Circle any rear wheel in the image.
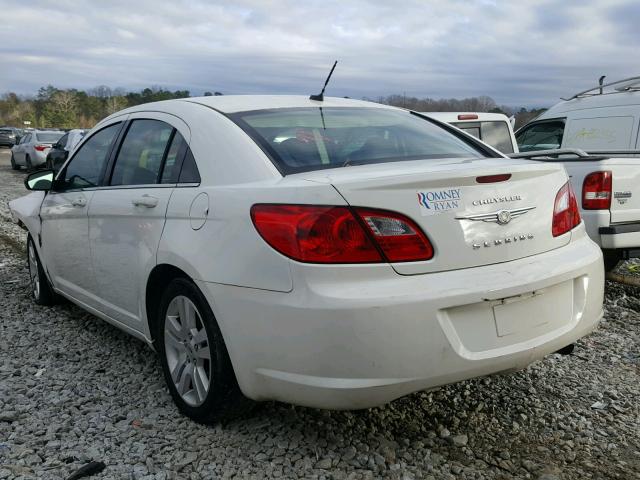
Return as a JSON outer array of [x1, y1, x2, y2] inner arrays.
[[25, 155, 33, 171], [603, 250, 621, 272], [156, 278, 252, 424], [27, 235, 56, 306], [10, 153, 19, 170]]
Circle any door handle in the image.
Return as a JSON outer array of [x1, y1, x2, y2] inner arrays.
[[132, 194, 159, 208], [71, 197, 86, 207]]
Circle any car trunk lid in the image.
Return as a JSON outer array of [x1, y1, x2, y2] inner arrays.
[[300, 158, 571, 274]]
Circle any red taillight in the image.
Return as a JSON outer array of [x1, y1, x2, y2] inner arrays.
[[355, 208, 434, 262], [457, 114, 478, 120], [251, 204, 433, 264], [552, 182, 581, 237], [476, 174, 511, 184], [582, 171, 612, 210], [34, 145, 48, 151]]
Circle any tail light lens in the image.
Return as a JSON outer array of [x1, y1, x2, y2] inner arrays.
[[552, 182, 581, 237], [34, 145, 48, 151], [582, 171, 612, 210], [251, 204, 433, 264], [356, 208, 433, 262]]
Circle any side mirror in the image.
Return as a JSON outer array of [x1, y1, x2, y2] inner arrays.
[[25, 169, 54, 191]]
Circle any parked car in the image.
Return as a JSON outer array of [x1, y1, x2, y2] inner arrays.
[[46, 129, 88, 172], [0, 127, 23, 147], [514, 76, 640, 270], [10, 96, 604, 424], [422, 112, 518, 154], [10, 130, 65, 170]]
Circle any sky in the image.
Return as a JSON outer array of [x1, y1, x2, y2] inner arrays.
[[0, 0, 638, 108]]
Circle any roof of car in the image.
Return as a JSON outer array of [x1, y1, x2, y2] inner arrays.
[[543, 90, 640, 117], [122, 95, 396, 115]]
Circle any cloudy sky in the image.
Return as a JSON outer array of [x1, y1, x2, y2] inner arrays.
[[0, 0, 637, 107]]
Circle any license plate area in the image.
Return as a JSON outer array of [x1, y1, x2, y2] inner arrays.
[[492, 282, 573, 337]]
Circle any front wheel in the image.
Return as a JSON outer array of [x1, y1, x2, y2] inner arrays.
[[156, 278, 252, 424], [27, 235, 56, 305]]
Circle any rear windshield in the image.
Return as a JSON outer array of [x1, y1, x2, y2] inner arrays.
[[231, 107, 486, 174], [0, 129, 14, 134], [36, 132, 64, 143], [452, 121, 514, 154]]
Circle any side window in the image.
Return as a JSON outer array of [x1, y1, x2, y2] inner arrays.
[[516, 121, 565, 152], [110, 120, 173, 186], [22, 134, 31, 144], [160, 131, 187, 183], [57, 123, 121, 190], [178, 148, 201, 184]]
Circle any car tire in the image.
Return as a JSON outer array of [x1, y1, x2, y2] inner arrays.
[[10, 153, 19, 170], [27, 235, 57, 306], [603, 249, 621, 272], [156, 277, 253, 424], [25, 155, 33, 172]]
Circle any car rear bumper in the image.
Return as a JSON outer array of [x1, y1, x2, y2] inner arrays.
[[599, 223, 640, 251], [198, 229, 604, 409]]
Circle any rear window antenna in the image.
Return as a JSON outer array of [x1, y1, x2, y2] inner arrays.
[[310, 61, 338, 101]]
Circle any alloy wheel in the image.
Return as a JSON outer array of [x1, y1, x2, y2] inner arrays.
[[163, 295, 212, 407]]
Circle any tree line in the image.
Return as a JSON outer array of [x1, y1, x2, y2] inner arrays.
[[0, 85, 195, 129], [0, 86, 545, 130]]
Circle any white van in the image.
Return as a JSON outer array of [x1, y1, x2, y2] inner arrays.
[[516, 76, 640, 152], [513, 76, 640, 270], [422, 112, 518, 154]]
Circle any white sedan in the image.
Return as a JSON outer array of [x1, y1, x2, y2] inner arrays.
[[10, 96, 604, 424], [10, 130, 65, 170]]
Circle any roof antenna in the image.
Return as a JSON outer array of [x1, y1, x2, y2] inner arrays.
[[310, 60, 338, 101], [599, 75, 606, 94]]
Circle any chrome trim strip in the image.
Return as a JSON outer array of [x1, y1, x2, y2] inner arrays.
[[456, 206, 536, 224]]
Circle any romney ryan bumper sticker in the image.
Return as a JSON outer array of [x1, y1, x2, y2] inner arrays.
[[417, 188, 463, 216]]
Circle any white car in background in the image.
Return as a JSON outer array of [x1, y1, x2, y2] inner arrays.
[[422, 112, 518, 154], [10, 96, 604, 424], [10, 130, 65, 170], [514, 76, 640, 270]]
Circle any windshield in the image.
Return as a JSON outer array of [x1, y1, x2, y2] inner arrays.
[[231, 107, 486, 174], [36, 132, 64, 143]]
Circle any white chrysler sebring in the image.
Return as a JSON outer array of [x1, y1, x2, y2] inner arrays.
[[10, 96, 604, 424]]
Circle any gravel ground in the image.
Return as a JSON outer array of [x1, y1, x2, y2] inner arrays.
[[0, 148, 639, 480]]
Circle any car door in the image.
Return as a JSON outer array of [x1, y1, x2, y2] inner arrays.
[[39, 122, 124, 305], [88, 114, 190, 329]]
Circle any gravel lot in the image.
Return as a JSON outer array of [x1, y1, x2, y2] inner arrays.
[[0, 148, 638, 480]]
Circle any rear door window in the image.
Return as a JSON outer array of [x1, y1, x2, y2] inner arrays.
[[110, 120, 173, 186], [36, 132, 64, 143], [516, 121, 565, 152]]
